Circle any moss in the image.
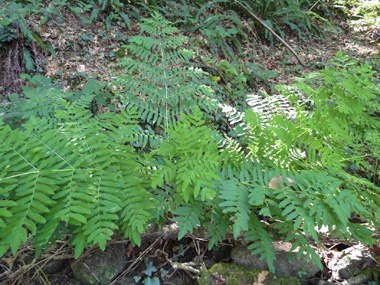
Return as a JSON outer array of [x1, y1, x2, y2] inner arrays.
[[199, 263, 300, 285], [115, 47, 126, 58]]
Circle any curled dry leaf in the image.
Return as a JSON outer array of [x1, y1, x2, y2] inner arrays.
[[253, 270, 269, 285], [45, 62, 59, 77], [269, 175, 296, 189]]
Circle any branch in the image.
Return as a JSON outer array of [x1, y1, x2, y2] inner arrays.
[[233, 0, 306, 66]]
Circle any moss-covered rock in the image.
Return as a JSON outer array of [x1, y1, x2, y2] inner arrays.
[[199, 263, 300, 285], [70, 244, 126, 285]]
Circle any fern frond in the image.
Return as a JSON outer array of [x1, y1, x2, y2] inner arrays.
[[115, 12, 218, 142], [217, 165, 250, 238], [158, 107, 221, 202], [245, 215, 276, 273], [173, 201, 205, 240], [0, 103, 148, 256]]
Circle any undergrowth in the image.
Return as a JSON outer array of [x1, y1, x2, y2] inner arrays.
[[1, 11, 380, 277]]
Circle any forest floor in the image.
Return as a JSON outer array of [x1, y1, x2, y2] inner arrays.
[[1, 4, 380, 285]]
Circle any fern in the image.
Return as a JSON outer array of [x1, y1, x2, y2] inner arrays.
[[2, 15, 380, 279], [195, 0, 247, 58], [173, 201, 205, 240], [245, 215, 277, 273], [0, 101, 155, 257], [217, 165, 250, 238], [115, 13, 218, 142], [156, 107, 221, 202]]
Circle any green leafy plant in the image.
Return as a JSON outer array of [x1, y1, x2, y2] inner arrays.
[[195, 0, 248, 58], [158, 0, 198, 28], [68, 0, 135, 30], [114, 12, 218, 147], [0, 102, 156, 258], [0, 0, 61, 97], [215, 51, 380, 270], [1, 10, 380, 278], [195, 0, 325, 47], [279, 50, 380, 170], [133, 257, 162, 285]]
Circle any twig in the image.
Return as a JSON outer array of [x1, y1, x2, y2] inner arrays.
[[233, 0, 306, 66], [83, 262, 101, 283], [155, 249, 202, 278], [309, 0, 323, 12]]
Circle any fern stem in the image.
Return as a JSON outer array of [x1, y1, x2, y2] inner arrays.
[[0, 171, 40, 180], [373, 157, 379, 185]]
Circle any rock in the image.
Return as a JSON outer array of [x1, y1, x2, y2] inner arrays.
[[41, 258, 67, 274], [204, 258, 217, 269], [199, 263, 301, 285], [162, 270, 194, 285], [119, 276, 136, 285], [327, 244, 375, 280], [70, 244, 126, 285], [77, 64, 86, 73], [231, 242, 320, 278], [344, 274, 372, 285], [213, 245, 233, 262]]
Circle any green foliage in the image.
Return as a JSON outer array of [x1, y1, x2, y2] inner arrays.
[[114, 13, 218, 146], [192, 0, 325, 51], [216, 51, 380, 269], [1, 6, 380, 276], [195, 1, 247, 58], [279, 50, 380, 169], [68, 0, 135, 30], [0, 2, 33, 43], [158, 0, 198, 27], [156, 107, 221, 202], [1, 74, 110, 129], [0, 0, 65, 43], [241, 0, 324, 40], [202, 58, 249, 105]]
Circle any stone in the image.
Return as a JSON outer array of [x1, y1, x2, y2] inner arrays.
[[327, 244, 375, 280], [77, 64, 86, 73], [70, 244, 126, 285], [41, 258, 67, 274], [119, 276, 136, 285], [231, 242, 320, 278], [162, 271, 194, 285]]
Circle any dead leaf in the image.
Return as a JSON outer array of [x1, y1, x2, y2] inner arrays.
[[253, 270, 269, 285], [45, 62, 59, 77], [269, 175, 295, 189], [126, 243, 134, 258]]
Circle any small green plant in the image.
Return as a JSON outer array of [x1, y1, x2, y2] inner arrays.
[[158, 0, 198, 28], [133, 257, 162, 285], [68, 0, 134, 30], [195, 1, 247, 58], [0, 0, 61, 97], [206, 59, 249, 105]]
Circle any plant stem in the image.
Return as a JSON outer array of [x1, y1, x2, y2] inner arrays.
[[233, 0, 306, 66], [374, 157, 379, 185]]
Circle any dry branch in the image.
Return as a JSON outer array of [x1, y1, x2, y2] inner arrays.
[[233, 0, 306, 66]]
